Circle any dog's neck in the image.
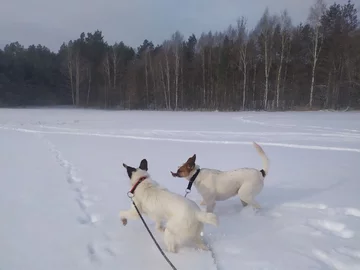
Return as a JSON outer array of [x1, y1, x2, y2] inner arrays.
[[129, 175, 148, 195], [186, 165, 200, 180], [185, 165, 201, 192]]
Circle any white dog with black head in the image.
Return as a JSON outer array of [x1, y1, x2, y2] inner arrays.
[[119, 158, 218, 253]]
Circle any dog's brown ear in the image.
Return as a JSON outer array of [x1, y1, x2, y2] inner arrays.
[[187, 154, 196, 164], [185, 154, 196, 170]]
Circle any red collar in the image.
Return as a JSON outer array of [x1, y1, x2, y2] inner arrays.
[[128, 176, 147, 196]]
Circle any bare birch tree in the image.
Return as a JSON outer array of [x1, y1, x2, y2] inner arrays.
[[102, 52, 111, 108], [256, 8, 278, 109], [144, 48, 149, 107], [171, 31, 184, 110], [308, 0, 326, 108], [62, 42, 75, 105], [74, 48, 82, 106], [196, 34, 208, 106], [276, 10, 292, 109], [236, 17, 249, 110], [161, 40, 172, 109], [110, 44, 121, 89]]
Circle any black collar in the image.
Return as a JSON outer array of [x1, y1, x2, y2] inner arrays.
[[186, 169, 201, 192]]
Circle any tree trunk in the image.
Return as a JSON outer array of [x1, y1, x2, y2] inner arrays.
[[159, 62, 168, 109], [242, 66, 247, 110], [165, 51, 171, 109], [87, 67, 91, 105], [202, 50, 206, 106], [310, 27, 322, 109], [149, 52, 156, 108], [66, 48, 75, 105], [175, 45, 180, 110], [276, 34, 286, 109], [112, 47, 118, 89], [145, 50, 149, 107], [75, 52, 80, 106], [252, 63, 257, 109], [264, 39, 269, 110], [325, 70, 332, 108]]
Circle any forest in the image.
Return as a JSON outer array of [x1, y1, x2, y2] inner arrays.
[[0, 0, 359, 111]]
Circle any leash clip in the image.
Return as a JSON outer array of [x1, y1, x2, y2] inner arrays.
[[127, 191, 134, 198]]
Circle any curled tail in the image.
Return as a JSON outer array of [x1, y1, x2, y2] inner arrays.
[[253, 142, 269, 177], [196, 211, 218, 227]]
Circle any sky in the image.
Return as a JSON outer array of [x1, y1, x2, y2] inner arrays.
[[0, 0, 354, 52]]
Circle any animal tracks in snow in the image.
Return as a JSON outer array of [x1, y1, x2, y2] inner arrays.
[[42, 138, 101, 226], [307, 219, 354, 239], [313, 248, 360, 270], [344, 208, 360, 217], [31, 133, 120, 264], [282, 203, 360, 219], [282, 202, 360, 268]]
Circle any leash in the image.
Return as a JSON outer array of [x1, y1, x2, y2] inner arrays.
[[127, 177, 177, 270], [182, 169, 220, 270]]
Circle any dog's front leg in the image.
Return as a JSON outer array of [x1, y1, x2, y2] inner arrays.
[[206, 201, 216, 213], [202, 194, 216, 212], [119, 204, 140, 226]]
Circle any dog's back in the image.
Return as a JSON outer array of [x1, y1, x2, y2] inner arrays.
[[194, 167, 264, 201]]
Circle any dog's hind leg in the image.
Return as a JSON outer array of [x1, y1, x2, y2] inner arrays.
[[241, 200, 248, 207], [164, 229, 178, 253], [238, 183, 263, 210], [241, 197, 261, 209], [195, 236, 209, 251]]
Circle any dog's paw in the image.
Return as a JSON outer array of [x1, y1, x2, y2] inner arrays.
[[121, 218, 127, 226], [197, 245, 210, 251], [167, 247, 178, 253]]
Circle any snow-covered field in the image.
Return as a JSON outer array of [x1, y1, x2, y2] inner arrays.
[[1, 108, 360, 270]]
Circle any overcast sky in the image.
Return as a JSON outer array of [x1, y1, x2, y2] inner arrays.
[[0, 0, 353, 52]]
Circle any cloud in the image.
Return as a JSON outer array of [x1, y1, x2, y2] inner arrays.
[[0, 0, 352, 52]]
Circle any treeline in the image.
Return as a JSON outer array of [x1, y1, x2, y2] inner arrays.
[[0, 0, 359, 110]]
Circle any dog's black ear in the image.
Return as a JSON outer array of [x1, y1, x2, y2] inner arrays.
[[123, 163, 136, 178], [139, 159, 148, 171]]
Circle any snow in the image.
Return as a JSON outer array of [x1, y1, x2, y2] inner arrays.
[[1, 108, 360, 270]]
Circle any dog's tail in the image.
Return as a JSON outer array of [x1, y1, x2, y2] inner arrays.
[[253, 142, 269, 178], [196, 211, 218, 227]]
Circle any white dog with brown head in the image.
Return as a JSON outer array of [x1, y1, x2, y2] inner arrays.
[[171, 142, 269, 212], [119, 158, 218, 253]]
